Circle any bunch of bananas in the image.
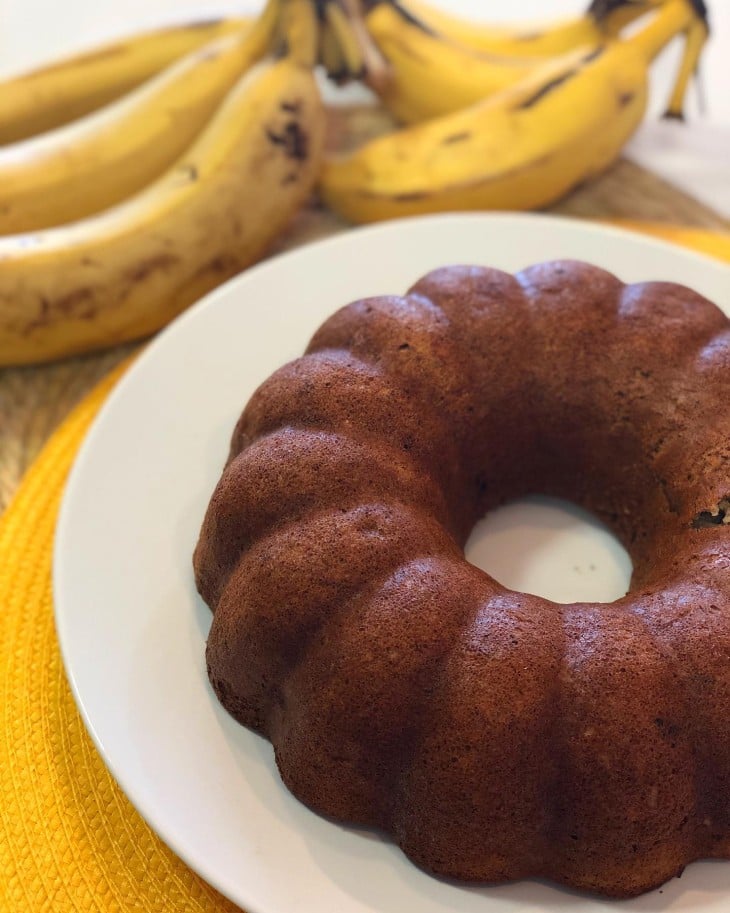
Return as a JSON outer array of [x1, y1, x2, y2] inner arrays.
[[0, 0, 713, 366], [0, 0, 327, 365], [320, 0, 710, 221]]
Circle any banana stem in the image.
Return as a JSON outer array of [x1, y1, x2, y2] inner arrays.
[[252, 0, 284, 54], [664, 16, 709, 118], [338, 0, 392, 91], [283, 0, 320, 67], [324, 0, 365, 75], [629, 0, 696, 62]]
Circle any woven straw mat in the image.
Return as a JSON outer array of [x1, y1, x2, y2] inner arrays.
[[0, 360, 243, 912]]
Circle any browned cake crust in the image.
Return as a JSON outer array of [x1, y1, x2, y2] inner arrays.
[[194, 260, 730, 898]]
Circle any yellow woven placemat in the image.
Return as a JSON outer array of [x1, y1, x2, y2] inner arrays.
[[0, 361, 242, 913]]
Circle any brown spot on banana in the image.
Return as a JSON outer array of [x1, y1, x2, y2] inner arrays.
[[128, 253, 179, 283], [266, 121, 309, 161], [193, 254, 240, 281], [22, 287, 96, 335], [208, 256, 236, 274], [516, 49, 604, 111], [55, 287, 96, 317], [517, 72, 579, 109], [22, 254, 178, 335], [280, 99, 303, 113], [392, 190, 430, 202], [441, 131, 471, 145], [618, 91, 636, 108], [20, 296, 51, 336]]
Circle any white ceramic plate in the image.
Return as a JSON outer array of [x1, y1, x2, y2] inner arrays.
[[54, 214, 730, 913]]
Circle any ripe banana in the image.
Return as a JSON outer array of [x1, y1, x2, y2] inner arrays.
[[364, 0, 708, 125], [0, 16, 250, 144], [320, 0, 696, 224], [382, 0, 655, 57], [367, 0, 707, 124], [0, 55, 325, 365], [364, 2, 545, 123], [0, 4, 279, 234]]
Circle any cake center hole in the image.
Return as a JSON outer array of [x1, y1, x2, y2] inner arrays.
[[465, 496, 633, 604]]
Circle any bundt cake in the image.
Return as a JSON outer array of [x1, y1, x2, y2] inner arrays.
[[194, 260, 730, 898]]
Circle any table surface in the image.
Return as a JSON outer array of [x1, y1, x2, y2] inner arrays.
[[0, 3, 729, 512]]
